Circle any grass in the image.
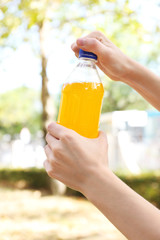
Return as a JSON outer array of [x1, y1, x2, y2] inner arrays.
[[0, 188, 127, 240]]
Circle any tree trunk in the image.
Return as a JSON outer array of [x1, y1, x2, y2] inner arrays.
[[39, 21, 66, 195], [39, 21, 55, 139]]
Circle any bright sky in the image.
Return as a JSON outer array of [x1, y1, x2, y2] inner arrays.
[[0, 0, 159, 95], [0, 37, 76, 95]]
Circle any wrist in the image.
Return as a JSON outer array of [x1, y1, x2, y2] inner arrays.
[[81, 167, 115, 201], [120, 56, 137, 84], [121, 56, 147, 88]]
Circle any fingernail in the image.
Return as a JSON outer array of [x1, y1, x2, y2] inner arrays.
[[77, 38, 85, 46]]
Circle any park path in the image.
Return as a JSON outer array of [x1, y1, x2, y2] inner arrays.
[[0, 189, 127, 240]]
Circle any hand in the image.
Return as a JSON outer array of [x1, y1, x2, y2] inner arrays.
[[44, 122, 108, 194], [71, 31, 132, 82], [44, 126, 160, 240]]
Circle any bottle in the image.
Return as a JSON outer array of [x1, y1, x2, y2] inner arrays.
[[57, 49, 104, 138]]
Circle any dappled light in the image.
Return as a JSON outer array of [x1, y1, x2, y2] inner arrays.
[[0, 189, 126, 240], [0, 0, 160, 239]]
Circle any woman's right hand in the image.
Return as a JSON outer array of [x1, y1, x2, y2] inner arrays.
[[72, 31, 160, 110], [71, 31, 132, 82]]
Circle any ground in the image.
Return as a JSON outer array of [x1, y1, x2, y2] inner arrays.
[[0, 188, 127, 240]]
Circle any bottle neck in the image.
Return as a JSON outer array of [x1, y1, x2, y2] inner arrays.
[[65, 56, 101, 84], [77, 58, 96, 69], [79, 57, 97, 62]]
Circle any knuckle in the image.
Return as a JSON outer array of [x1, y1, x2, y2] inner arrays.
[[93, 30, 101, 36], [71, 42, 76, 50], [90, 39, 98, 48], [61, 132, 73, 142], [45, 133, 49, 141], [49, 159, 61, 176], [53, 159, 60, 169], [48, 122, 54, 131], [47, 154, 53, 163], [49, 140, 58, 152], [47, 169, 55, 178], [50, 141, 55, 151], [53, 146, 62, 159]]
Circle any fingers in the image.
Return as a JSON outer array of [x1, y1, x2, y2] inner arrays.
[[44, 144, 53, 162], [71, 31, 109, 58], [43, 159, 55, 179], [47, 122, 78, 143], [72, 38, 104, 58], [46, 133, 59, 150], [80, 38, 104, 55], [71, 42, 79, 57], [48, 122, 69, 139], [43, 159, 51, 172]]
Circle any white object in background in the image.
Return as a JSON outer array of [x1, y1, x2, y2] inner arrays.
[[20, 128, 31, 145]]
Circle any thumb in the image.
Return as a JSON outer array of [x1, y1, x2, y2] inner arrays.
[[76, 37, 104, 56]]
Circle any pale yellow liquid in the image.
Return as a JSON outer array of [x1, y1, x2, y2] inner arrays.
[[57, 82, 104, 138]]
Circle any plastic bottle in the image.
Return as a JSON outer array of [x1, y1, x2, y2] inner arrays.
[[57, 49, 104, 138]]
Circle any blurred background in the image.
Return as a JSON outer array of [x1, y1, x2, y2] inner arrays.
[[0, 0, 160, 239]]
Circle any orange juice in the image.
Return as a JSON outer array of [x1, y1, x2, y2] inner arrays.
[[57, 82, 104, 138]]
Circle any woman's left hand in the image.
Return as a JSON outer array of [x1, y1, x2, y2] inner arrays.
[[44, 122, 108, 194]]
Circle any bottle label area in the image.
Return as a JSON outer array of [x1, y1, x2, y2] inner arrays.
[[57, 82, 104, 138]]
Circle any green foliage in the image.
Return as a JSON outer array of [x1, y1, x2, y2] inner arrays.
[[1, 0, 160, 115], [0, 168, 52, 192], [0, 87, 41, 137], [102, 79, 150, 112], [1, 0, 148, 51], [0, 0, 22, 45], [18, 0, 49, 28], [68, 171, 160, 207], [119, 172, 160, 208], [0, 168, 159, 208]]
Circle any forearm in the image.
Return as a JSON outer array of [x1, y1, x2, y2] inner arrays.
[[84, 169, 160, 240], [72, 31, 160, 110], [123, 58, 160, 110]]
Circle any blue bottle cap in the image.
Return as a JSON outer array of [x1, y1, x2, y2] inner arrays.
[[79, 49, 97, 60]]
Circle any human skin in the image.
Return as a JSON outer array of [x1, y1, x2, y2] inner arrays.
[[44, 31, 160, 240], [44, 123, 160, 240], [71, 31, 160, 110]]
